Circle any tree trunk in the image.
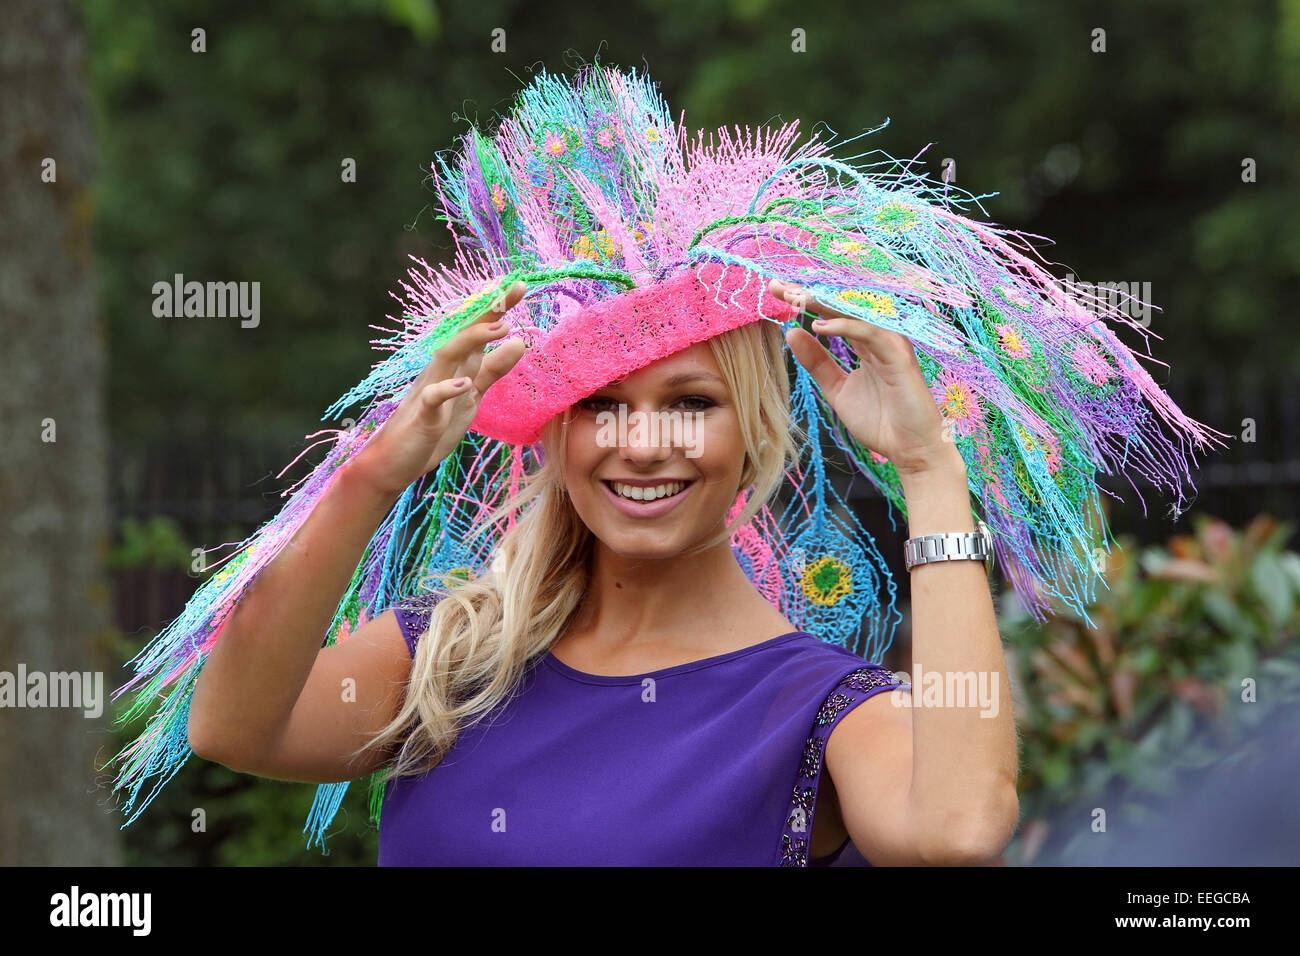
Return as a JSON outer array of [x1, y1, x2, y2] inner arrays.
[[0, 0, 122, 865]]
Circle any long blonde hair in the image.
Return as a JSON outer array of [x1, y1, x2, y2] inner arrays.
[[364, 318, 802, 782]]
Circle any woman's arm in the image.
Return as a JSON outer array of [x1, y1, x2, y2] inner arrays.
[[824, 446, 1018, 865], [894, 447, 1019, 861], [186, 463, 410, 779], [186, 281, 528, 779], [775, 278, 1019, 864]]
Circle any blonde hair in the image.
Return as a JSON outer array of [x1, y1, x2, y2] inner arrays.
[[363, 318, 802, 783]]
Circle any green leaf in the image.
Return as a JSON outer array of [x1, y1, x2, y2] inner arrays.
[[1250, 553, 1295, 628], [383, 0, 439, 43], [1203, 589, 1247, 636]]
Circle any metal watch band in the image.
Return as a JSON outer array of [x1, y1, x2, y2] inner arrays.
[[903, 519, 994, 573]]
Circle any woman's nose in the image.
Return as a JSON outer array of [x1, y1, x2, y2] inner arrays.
[[618, 405, 676, 464]]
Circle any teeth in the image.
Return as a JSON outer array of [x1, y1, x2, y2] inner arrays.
[[611, 480, 686, 502]]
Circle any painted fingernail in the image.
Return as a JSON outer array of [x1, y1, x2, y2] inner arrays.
[[452, 377, 470, 387]]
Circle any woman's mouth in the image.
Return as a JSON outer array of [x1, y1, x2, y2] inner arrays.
[[600, 479, 695, 518]]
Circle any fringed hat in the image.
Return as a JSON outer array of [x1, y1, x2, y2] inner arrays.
[[110, 61, 1226, 851]]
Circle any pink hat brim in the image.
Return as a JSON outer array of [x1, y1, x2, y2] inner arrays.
[[471, 260, 801, 445]]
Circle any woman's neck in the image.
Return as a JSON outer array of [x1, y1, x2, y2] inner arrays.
[[554, 538, 796, 668]]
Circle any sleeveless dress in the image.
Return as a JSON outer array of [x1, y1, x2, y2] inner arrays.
[[378, 597, 910, 866]]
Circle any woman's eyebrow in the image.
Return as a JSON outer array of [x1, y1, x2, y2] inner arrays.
[[598, 371, 725, 391], [661, 372, 726, 388]]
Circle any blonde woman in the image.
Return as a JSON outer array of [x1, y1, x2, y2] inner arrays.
[[186, 276, 1020, 866], [150, 61, 1208, 867]]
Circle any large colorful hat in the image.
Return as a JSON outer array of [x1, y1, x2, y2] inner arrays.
[[109, 61, 1227, 851]]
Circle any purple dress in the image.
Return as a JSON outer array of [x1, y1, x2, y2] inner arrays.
[[378, 598, 910, 866]]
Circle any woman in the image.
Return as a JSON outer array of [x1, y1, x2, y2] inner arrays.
[[185, 273, 1019, 866], [119, 62, 1214, 864]]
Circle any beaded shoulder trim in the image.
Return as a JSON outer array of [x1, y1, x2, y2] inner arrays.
[[778, 665, 910, 867]]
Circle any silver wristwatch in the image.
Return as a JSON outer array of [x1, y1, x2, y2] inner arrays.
[[904, 518, 994, 574]]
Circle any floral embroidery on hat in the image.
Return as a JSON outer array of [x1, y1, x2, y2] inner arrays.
[[801, 555, 853, 606]]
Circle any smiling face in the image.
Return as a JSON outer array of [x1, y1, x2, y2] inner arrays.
[[559, 341, 749, 561]]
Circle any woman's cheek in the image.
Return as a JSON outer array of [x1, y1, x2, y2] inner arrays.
[[694, 415, 744, 471]]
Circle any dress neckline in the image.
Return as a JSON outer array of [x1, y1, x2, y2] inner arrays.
[[543, 631, 812, 685]]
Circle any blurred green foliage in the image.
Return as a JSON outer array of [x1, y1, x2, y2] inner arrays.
[[1001, 512, 1300, 864], [106, 516, 193, 571]]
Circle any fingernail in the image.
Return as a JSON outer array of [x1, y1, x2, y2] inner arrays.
[[452, 377, 470, 387], [811, 317, 827, 326]]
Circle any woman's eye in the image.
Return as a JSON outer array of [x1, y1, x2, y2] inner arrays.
[[576, 395, 715, 412], [677, 395, 714, 411]]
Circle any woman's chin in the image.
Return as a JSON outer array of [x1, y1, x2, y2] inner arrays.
[[593, 532, 691, 563]]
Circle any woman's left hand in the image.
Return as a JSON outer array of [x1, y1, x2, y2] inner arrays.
[[771, 278, 960, 479]]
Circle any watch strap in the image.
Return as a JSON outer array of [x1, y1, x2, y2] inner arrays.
[[904, 519, 993, 573]]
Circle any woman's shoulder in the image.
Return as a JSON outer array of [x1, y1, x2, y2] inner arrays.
[[777, 630, 897, 674], [388, 589, 441, 659], [735, 629, 907, 704]]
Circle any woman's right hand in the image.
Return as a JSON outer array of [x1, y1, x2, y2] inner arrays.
[[349, 280, 528, 496]]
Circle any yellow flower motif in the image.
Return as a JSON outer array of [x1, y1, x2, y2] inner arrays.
[[996, 322, 1028, 358], [839, 289, 897, 317], [936, 378, 979, 429], [1013, 458, 1041, 506], [573, 229, 617, 260], [543, 131, 568, 156], [873, 202, 920, 235], [1015, 423, 1062, 475], [646, 126, 660, 143], [801, 555, 853, 606]]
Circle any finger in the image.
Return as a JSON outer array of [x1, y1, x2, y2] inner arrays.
[[785, 326, 848, 402], [770, 277, 888, 364], [475, 336, 528, 390], [768, 278, 849, 320], [805, 314, 893, 363], [435, 293, 521, 369], [476, 279, 526, 323], [418, 376, 474, 413]]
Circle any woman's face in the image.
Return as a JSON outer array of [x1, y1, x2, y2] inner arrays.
[[560, 341, 748, 561]]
